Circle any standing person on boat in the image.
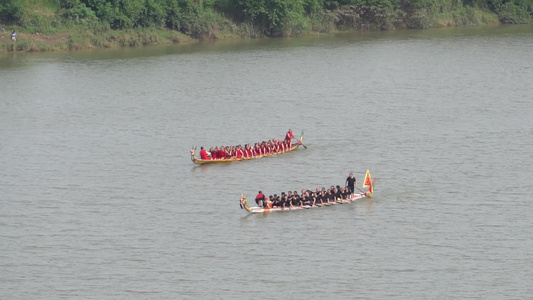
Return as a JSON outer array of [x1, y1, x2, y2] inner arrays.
[[345, 173, 357, 194], [255, 191, 266, 207], [199, 146, 211, 160], [285, 129, 297, 148]]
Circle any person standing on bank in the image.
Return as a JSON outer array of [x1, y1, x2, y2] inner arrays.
[[11, 30, 16, 42], [345, 173, 357, 194]]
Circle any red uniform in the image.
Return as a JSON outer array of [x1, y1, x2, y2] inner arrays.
[[255, 192, 265, 206], [218, 149, 227, 159], [285, 130, 294, 148], [199, 149, 211, 160], [273, 142, 280, 153], [285, 130, 294, 141], [236, 148, 243, 158], [262, 145, 269, 155]]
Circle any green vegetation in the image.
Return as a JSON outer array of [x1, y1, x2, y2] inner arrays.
[[1, 0, 532, 52]]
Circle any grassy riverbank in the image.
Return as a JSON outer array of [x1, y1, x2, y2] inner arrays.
[[1, 28, 199, 53], [1, 0, 531, 54]]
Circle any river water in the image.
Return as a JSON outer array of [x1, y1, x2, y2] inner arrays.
[[1, 24, 532, 299]]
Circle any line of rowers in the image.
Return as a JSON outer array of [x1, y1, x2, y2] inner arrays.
[[255, 185, 354, 209], [199, 129, 299, 160]]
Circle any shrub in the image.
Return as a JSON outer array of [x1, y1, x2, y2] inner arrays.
[[0, 0, 24, 23]]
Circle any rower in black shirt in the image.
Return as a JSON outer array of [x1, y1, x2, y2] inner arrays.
[[336, 185, 343, 201], [315, 190, 325, 205], [302, 191, 313, 206], [291, 191, 302, 207], [340, 187, 350, 199], [272, 194, 282, 208], [326, 189, 335, 203], [284, 191, 292, 208]]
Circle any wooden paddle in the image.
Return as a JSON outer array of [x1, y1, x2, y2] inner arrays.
[[356, 187, 372, 198], [298, 131, 307, 149]]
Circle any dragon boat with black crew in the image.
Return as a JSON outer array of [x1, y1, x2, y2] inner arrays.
[[240, 170, 376, 214]]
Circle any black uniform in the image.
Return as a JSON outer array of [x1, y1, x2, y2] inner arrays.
[[346, 175, 356, 193]]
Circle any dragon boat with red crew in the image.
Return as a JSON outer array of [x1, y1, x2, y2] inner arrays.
[[190, 131, 305, 165]]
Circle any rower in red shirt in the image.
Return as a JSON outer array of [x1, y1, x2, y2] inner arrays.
[[217, 147, 227, 159], [245, 145, 253, 158], [255, 191, 266, 207], [253, 143, 261, 157], [235, 146, 244, 158], [199, 146, 211, 160], [211, 147, 218, 159], [242, 145, 250, 158], [262, 142, 270, 155]]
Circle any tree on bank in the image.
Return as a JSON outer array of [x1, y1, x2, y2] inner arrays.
[[0, 0, 24, 23], [0, 0, 531, 52], [2, 0, 531, 32]]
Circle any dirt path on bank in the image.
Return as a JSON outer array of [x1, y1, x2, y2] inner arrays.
[[24, 32, 70, 44], [1, 31, 69, 52]]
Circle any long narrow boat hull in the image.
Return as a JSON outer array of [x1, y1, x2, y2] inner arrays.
[[240, 170, 376, 214], [240, 192, 370, 214], [191, 132, 304, 165]]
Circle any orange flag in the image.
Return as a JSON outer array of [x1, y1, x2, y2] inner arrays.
[[363, 170, 373, 194]]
